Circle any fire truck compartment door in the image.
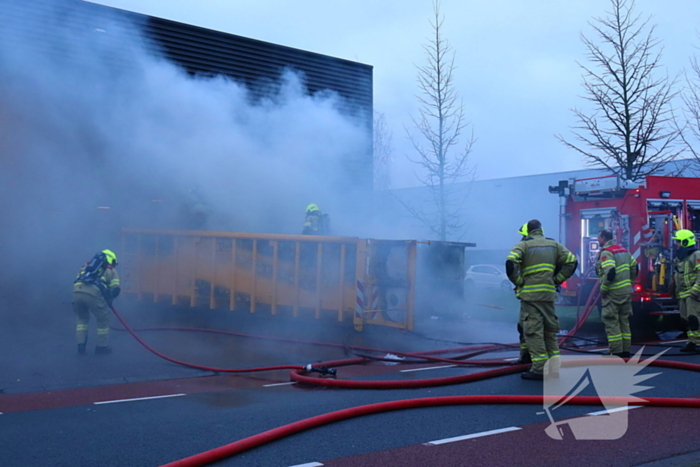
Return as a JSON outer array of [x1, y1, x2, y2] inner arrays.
[[580, 208, 617, 219], [647, 200, 683, 210], [686, 201, 700, 210]]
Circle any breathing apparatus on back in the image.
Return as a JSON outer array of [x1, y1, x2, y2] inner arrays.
[[75, 250, 117, 302]]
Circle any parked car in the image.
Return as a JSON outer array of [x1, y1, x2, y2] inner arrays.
[[465, 264, 511, 291]]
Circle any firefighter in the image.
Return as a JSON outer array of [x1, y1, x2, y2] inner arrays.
[[516, 223, 531, 365], [72, 250, 121, 355], [506, 219, 578, 380], [672, 230, 700, 353], [302, 204, 330, 235], [181, 187, 210, 230], [595, 229, 638, 358]]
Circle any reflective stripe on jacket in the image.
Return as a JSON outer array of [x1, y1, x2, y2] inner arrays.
[[595, 241, 637, 298], [73, 264, 120, 298], [506, 230, 577, 302], [676, 250, 700, 298]]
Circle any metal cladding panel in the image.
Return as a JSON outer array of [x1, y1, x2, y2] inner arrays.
[[2, 0, 373, 191]]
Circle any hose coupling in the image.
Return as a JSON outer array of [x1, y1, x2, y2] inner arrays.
[[304, 364, 337, 377]]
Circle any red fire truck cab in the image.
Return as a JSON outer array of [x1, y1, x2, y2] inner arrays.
[[551, 175, 700, 335]]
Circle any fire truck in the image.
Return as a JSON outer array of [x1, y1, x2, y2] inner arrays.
[[549, 174, 700, 335]]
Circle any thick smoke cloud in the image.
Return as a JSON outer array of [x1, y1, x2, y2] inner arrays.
[[0, 0, 370, 321]]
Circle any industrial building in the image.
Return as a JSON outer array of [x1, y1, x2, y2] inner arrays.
[[383, 160, 694, 264], [1, 0, 374, 193]]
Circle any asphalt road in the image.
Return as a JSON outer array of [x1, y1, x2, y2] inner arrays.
[[2, 295, 699, 467]]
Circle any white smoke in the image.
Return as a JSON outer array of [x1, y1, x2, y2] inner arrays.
[[0, 0, 370, 317]]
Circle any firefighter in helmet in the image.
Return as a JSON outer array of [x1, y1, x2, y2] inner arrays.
[[672, 229, 700, 353], [506, 220, 578, 380], [516, 223, 531, 365], [72, 250, 121, 355], [181, 187, 210, 230], [595, 229, 638, 358], [302, 204, 330, 235]]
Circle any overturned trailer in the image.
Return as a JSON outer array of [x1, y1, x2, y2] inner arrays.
[[121, 229, 474, 331]]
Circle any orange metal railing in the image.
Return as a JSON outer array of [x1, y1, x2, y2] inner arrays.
[[121, 229, 468, 331]]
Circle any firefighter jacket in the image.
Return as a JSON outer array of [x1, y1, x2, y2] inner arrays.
[[303, 212, 321, 234], [506, 230, 577, 302], [675, 248, 700, 299], [303, 212, 330, 235], [595, 240, 638, 298], [73, 264, 120, 300]]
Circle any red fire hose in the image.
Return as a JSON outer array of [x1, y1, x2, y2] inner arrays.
[[559, 280, 601, 345], [109, 305, 303, 373], [108, 303, 700, 467], [159, 394, 700, 467]]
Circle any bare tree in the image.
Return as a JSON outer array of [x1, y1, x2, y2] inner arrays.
[[680, 53, 700, 164], [558, 0, 681, 181], [373, 110, 393, 191], [401, 0, 475, 241]]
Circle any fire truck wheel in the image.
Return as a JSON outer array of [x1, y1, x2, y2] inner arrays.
[[629, 311, 659, 343], [660, 314, 686, 333]]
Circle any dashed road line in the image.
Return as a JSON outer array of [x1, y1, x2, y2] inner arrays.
[[400, 365, 457, 373], [426, 426, 522, 445], [587, 405, 643, 416], [263, 382, 297, 387], [93, 394, 186, 405], [288, 462, 324, 467]]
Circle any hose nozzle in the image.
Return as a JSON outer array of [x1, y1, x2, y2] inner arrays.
[[304, 364, 337, 377]]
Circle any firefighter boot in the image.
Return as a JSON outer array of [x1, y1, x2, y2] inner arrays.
[[95, 346, 112, 355], [77, 343, 86, 355], [680, 342, 698, 353], [521, 371, 544, 381], [517, 353, 532, 365]]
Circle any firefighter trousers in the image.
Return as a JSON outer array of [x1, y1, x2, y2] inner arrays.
[[601, 295, 632, 354], [73, 292, 110, 347], [520, 301, 560, 374], [517, 321, 528, 360], [683, 297, 700, 345]]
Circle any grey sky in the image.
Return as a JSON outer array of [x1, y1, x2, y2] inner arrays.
[[90, 0, 700, 187]]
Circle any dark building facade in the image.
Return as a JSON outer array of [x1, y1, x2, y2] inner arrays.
[[1, 0, 374, 191]]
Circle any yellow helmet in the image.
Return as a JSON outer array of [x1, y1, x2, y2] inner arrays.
[[102, 249, 118, 266], [518, 223, 529, 237], [672, 229, 696, 248], [306, 204, 319, 213]]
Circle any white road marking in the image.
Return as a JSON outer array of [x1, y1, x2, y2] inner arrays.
[[426, 426, 522, 445], [93, 393, 185, 405], [288, 463, 324, 467], [587, 405, 643, 416], [263, 382, 297, 387], [504, 357, 520, 361], [400, 365, 457, 373]]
